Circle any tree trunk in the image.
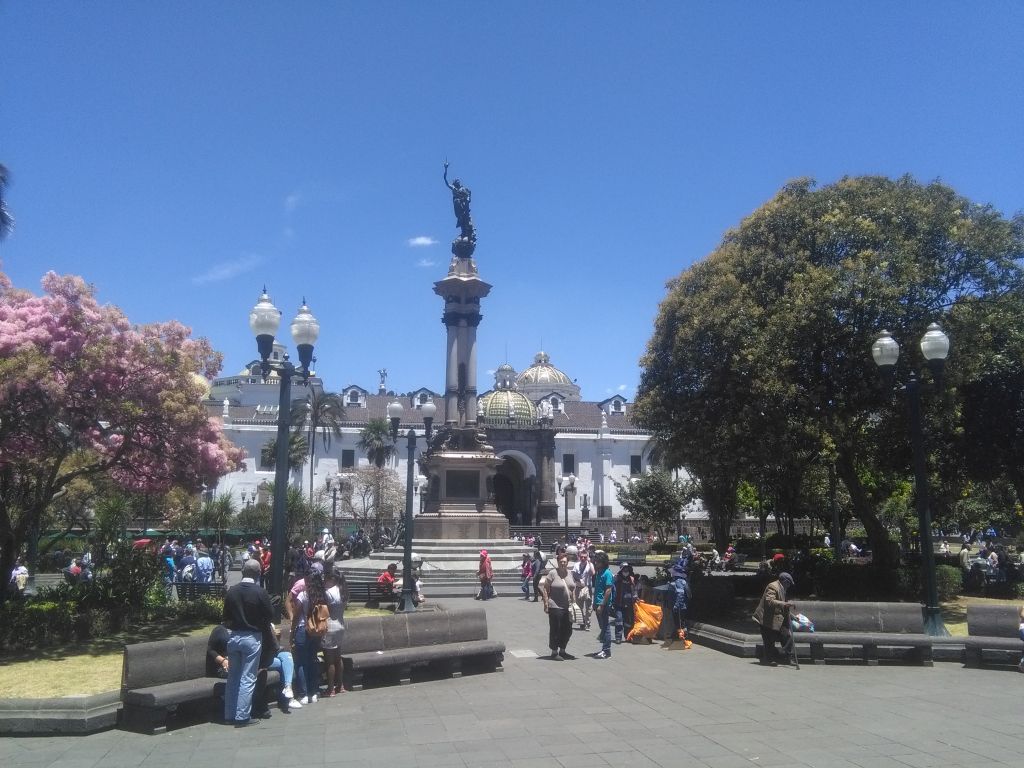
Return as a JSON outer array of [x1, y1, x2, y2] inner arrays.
[[835, 449, 898, 567]]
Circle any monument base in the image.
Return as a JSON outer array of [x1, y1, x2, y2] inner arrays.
[[414, 510, 509, 540]]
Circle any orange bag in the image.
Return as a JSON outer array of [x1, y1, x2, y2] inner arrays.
[[626, 600, 662, 641]]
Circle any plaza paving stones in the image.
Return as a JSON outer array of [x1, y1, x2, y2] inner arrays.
[[2, 593, 1022, 767]]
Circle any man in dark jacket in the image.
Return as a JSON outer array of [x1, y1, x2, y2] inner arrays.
[[222, 558, 274, 726], [753, 572, 795, 666]]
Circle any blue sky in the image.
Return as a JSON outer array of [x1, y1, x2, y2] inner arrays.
[[3, 3, 1022, 401]]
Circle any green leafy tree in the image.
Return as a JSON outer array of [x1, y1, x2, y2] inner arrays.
[[358, 418, 395, 468], [613, 469, 697, 544], [636, 176, 1024, 564], [262, 432, 308, 473], [291, 390, 345, 503]]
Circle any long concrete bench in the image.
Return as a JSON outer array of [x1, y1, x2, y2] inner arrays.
[[964, 604, 1023, 669], [788, 601, 933, 665], [341, 606, 504, 691], [120, 634, 280, 734]]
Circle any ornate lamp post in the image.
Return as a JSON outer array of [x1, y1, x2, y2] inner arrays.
[[385, 400, 437, 613], [558, 473, 576, 543], [249, 289, 319, 615], [871, 322, 950, 636]]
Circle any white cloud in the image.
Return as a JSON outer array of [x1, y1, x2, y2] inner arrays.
[[618, 384, 628, 391], [192, 253, 264, 285], [284, 193, 302, 213], [416, 257, 436, 268], [407, 236, 438, 247]]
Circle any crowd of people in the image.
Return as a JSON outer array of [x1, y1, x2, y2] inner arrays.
[[212, 530, 350, 726]]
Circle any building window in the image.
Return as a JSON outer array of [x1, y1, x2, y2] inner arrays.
[[341, 449, 355, 469], [259, 446, 274, 470], [550, 396, 560, 412], [630, 455, 642, 475], [612, 400, 623, 413], [418, 393, 429, 406], [348, 390, 361, 405], [562, 453, 575, 475]]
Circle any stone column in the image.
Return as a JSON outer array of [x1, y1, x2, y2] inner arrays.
[[466, 312, 480, 424], [445, 317, 459, 424], [536, 425, 560, 524]]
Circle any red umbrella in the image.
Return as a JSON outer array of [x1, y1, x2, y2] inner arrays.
[[132, 538, 152, 549]]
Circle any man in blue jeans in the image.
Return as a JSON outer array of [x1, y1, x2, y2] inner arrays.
[[223, 558, 274, 726], [592, 551, 615, 659]]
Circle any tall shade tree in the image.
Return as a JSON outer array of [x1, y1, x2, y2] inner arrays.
[[290, 390, 345, 503], [358, 418, 395, 469], [0, 268, 246, 592], [635, 176, 1024, 564]]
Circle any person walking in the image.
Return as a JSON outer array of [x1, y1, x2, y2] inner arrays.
[[222, 558, 274, 726], [670, 562, 692, 648], [753, 571, 796, 666], [613, 563, 637, 643], [476, 550, 494, 600], [530, 549, 545, 602], [592, 551, 614, 659], [540, 552, 578, 660], [572, 551, 594, 630], [520, 553, 532, 599]]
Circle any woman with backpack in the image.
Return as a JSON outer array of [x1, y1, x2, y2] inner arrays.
[[321, 566, 349, 697], [290, 563, 328, 704]]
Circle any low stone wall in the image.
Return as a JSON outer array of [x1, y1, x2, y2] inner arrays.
[[0, 690, 121, 735]]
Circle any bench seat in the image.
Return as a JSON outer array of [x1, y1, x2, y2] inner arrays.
[[802, 632, 933, 664], [340, 607, 504, 690], [964, 605, 1023, 668], [120, 634, 280, 733]]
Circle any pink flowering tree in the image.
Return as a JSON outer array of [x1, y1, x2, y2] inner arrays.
[[0, 267, 246, 591]]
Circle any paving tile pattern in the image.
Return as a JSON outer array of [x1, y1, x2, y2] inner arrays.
[[3, 595, 1021, 767]]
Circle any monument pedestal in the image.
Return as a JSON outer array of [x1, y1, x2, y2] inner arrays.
[[419, 446, 509, 540]]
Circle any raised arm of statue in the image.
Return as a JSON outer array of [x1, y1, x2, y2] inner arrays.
[[443, 161, 453, 191]]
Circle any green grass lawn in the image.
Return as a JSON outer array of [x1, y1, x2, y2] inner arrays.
[[0, 606, 391, 699]]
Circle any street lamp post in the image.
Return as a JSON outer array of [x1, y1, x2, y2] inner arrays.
[[385, 400, 437, 614], [871, 322, 950, 636], [558, 473, 576, 543], [249, 289, 319, 618]]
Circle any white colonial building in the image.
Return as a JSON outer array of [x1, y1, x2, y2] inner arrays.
[[205, 349, 659, 532]]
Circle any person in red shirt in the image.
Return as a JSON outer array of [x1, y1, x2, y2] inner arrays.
[[259, 545, 272, 588], [377, 563, 399, 597]]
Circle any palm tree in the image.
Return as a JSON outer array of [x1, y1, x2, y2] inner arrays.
[[0, 163, 13, 240], [290, 391, 345, 503], [262, 432, 308, 474], [358, 418, 395, 468]]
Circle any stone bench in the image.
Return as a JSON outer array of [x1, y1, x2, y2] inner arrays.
[[964, 604, 1023, 669], [120, 634, 279, 734], [341, 606, 504, 691], [787, 601, 933, 665], [347, 579, 400, 607]]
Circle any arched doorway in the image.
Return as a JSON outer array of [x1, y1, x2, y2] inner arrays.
[[495, 452, 534, 525]]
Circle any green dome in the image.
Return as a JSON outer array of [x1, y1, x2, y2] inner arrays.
[[478, 389, 536, 424]]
